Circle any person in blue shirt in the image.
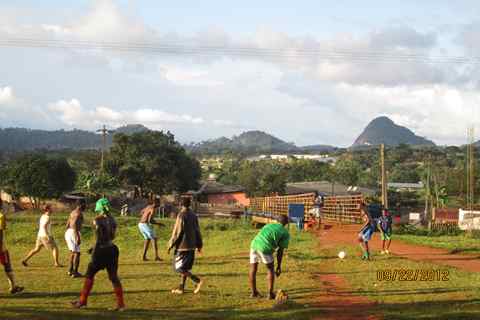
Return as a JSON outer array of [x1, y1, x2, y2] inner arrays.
[[378, 208, 393, 255], [357, 202, 375, 260]]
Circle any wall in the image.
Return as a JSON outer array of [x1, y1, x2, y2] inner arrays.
[[207, 192, 250, 206]]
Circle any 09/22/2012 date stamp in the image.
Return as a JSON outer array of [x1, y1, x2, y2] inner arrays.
[[377, 269, 449, 282]]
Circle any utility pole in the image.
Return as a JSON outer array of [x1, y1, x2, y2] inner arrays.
[[96, 125, 114, 172], [467, 127, 475, 212], [380, 144, 388, 209]]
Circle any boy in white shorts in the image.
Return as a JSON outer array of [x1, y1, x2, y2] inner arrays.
[[249, 215, 290, 300], [22, 205, 61, 267], [65, 200, 86, 278]]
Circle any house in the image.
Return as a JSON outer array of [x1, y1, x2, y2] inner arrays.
[[387, 182, 424, 192], [188, 175, 249, 206], [285, 181, 377, 197]]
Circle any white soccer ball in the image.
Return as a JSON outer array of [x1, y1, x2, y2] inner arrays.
[[338, 251, 346, 259]]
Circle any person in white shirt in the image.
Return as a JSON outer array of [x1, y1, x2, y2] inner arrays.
[[22, 205, 62, 267]]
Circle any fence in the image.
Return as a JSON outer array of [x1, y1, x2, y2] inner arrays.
[[196, 203, 245, 218], [249, 193, 364, 224]]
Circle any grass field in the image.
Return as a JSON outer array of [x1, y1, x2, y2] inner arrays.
[[2, 212, 480, 319], [0, 211, 325, 320], [396, 233, 480, 254]]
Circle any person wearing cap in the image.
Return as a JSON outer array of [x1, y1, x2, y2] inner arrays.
[[249, 215, 290, 300]]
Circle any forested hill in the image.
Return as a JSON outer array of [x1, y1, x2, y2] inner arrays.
[[186, 130, 337, 155], [0, 124, 149, 151]]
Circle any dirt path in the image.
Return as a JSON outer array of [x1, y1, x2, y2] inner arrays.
[[312, 226, 382, 320], [319, 224, 480, 272]]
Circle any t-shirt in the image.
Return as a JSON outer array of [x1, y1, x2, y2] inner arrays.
[[378, 215, 393, 234], [251, 223, 290, 255], [95, 198, 110, 213], [38, 214, 52, 238], [0, 211, 6, 251], [67, 208, 84, 231]]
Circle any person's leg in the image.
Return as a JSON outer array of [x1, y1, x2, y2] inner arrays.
[[386, 239, 392, 252], [22, 242, 42, 266], [2, 251, 23, 293], [52, 245, 61, 267], [76, 263, 99, 307], [249, 263, 259, 296], [142, 240, 151, 261], [266, 263, 275, 299], [107, 246, 124, 310], [382, 239, 386, 253], [153, 238, 161, 261], [68, 252, 75, 275], [74, 252, 81, 274]]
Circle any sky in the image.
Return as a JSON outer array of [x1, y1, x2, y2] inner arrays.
[[1, 0, 480, 146]]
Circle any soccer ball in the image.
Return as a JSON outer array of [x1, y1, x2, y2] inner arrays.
[[338, 251, 346, 259]]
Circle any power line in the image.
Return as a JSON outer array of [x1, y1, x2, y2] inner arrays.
[[0, 37, 479, 65]]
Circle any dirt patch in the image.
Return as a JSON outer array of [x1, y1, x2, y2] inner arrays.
[[312, 227, 382, 320], [318, 223, 480, 273]]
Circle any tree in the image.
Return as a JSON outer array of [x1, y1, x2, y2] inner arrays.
[[334, 158, 363, 186], [0, 154, 75, 208], [107, 131, 201, 195]]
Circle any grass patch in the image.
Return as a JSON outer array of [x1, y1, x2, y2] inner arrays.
[[0, 211, 324, 320], [395, 233, 480, 254]]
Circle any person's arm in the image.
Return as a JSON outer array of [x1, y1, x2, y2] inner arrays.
[[167, 215, 184, 253], [276, 248, 284, 277]]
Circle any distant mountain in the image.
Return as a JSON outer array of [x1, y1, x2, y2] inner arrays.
[[187, 130, 336, 155], [0, 124, 150, 152], [352, 116, 435, 147]]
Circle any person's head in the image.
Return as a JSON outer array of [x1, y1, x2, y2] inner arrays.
[[153, 198, 161, 208], [77, 199, 87, 211], [43, 204, 52, 214], [277, 214, 289, 226], [181, 197, 191, 209]]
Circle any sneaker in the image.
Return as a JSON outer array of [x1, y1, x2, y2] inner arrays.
[[71, 301, 86, 309], [193, 280, 204, 294], [71, 272, 83, 278], [361, 252, 370, 260], [250, 291, 262, 298], [268, 292, 276, 300], [109, 306, 126, 312], [10, 286, 24, 295], [171, 287, 184, 295]]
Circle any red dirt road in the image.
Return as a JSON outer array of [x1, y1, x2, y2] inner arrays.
[[318, 223, 480, 272]]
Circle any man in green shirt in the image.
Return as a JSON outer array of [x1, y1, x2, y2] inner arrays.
[[249, 215, 290, 300]]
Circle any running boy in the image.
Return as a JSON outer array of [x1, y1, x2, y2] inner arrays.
[[138, 198, 164, 261], [71, 197, 125, 311], [22, 204, 62, 267], [249, 214, 290, 300], [378, 208, 393, 255], [0, 198, 24, 294], [167, 198, 203, 295], [357, 202, 376, 260], [65, 199, 86, 277]]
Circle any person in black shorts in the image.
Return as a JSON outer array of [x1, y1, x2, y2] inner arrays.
[[167, 198, 203, 295], [71, 198, 125, 311]]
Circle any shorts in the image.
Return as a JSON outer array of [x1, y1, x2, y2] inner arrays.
[[173, 250, 195, 273], [358, 224, 375, 242], [0, 250, 12, 273], [381, 232, 392, 241], [86, 244, 119, 278], [249, 249, 274, 264], [65, 228, 81, 253], [138, 223, 156, 240], [36, 236, 58, 251], [312, 207, 323, 219]]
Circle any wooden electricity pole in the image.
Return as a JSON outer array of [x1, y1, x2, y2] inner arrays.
[[380, 144, 388, 209], [467, 127, 475, 212], [96, 125, 114, 172]]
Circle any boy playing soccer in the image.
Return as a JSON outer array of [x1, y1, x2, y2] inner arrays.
[[357, 202, 376, 260], [378, 208, 393, 254], [138, 198, 164, 261], [0, 199, 24, 294], [249, 214, 290, 300], [167, 197, 203, 295], [22, 204, 62, 267], [71, 196, 125, 311], [65, 199, 86, 278]]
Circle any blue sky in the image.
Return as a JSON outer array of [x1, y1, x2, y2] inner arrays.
[[1, 0, 480, 146]]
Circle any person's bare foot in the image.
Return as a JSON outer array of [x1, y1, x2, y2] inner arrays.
[[55, 264, 64, 268], [155, 257, 162, 262], [250, 291, 262, 298], [193, 280, 204, 294], [71, 301, 86, 309], [21, 261, 28, 267], [268, 292, 276, 300], [10, 286, 24, 294], [142, 257, 149, 262]]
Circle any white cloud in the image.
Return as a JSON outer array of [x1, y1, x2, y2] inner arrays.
[[0, 86, 15, 105]]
